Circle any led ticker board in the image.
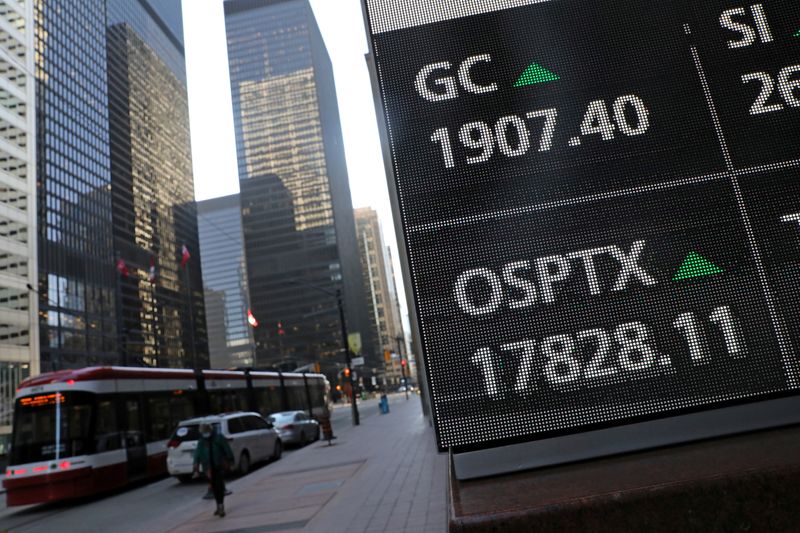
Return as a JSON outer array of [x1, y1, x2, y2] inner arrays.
[[363, 0, 800, 477]]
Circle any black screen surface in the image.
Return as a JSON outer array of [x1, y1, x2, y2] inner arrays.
[[364, 0, 800, 450]]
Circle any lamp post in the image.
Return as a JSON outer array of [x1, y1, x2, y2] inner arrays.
[[289, 279, 360, 425]]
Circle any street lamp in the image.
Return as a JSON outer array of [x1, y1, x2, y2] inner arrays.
[[289, 279, 360, 426]]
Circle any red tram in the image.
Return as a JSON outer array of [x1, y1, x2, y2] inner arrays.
[[3, 366, 331, 506]]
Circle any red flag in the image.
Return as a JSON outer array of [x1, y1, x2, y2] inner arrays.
[[116, 258, 129, 277], [148, 257, 156, 284], [180, 244, 190, 268], [247, 309, 259, 328]]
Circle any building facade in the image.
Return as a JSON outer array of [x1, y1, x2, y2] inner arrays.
[[226, 0, 376, 373], [35, 0, 207, 373], [354, 208, 406, 385], [197, 194, 255, 369], [0, 0, 37, 454], [106, 0, 207, 369]]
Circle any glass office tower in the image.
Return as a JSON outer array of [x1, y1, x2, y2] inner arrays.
[[106, 0, 208, 369], [226, 0, 376, 372], [35, 0, 208, 371], [197, 194, 255, 369], [35, 0, 117, 371]]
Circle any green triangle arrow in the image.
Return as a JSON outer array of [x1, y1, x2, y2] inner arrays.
[[514, 63, 560, 87], [673, 251, 724, 281]]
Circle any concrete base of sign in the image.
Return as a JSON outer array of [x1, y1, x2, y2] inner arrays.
[[448, 425, 800, 532]]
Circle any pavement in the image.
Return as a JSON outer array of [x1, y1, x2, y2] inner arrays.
[[148, 394, 448, 533]]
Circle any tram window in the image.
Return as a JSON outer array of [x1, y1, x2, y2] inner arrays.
[[169, 394, 194, 429], [311, 383, 325, 409], [147, 396, 171, 441], [231, 389, 248, 411], [255, 386, 281, 415], [287, 386, 305, 410], [11, 392, 94, 463], [209, 391, 224, 414], [95, 398, 121, 452]]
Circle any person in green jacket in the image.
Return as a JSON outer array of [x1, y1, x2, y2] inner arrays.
[[193, 423, 235, 517]]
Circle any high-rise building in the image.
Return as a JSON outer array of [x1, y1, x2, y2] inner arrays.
[[354, 208, 406, 384], [226, 0, 376, 373], [197, 194, 255, 369], [0, 0, 37, 454], [35, 0, 118, 371], [35, 0, 208, 373], [106, 0, 207, 369]]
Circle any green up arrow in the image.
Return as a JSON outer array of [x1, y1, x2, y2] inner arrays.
[[673, 251, 724, 281], [514, 63, 560, 87]]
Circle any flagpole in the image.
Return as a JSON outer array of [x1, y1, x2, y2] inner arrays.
[[151, 258, 159, 367]]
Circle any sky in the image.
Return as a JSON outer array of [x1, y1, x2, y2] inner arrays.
[[182, 0, 411, 336]]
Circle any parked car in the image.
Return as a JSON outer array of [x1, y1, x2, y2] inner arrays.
[[167, 412, 282, 482], [267, 411, 320, 446]]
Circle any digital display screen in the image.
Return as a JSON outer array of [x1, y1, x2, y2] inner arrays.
[[363, 0, 800, 450]]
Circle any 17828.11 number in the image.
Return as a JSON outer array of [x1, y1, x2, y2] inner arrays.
[[471, 306, 745, 397]]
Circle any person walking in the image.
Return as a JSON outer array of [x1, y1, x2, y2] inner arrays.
[[193, 423, 234, 517]]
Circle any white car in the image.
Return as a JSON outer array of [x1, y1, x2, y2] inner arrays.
[[166, 412, 282, 482]]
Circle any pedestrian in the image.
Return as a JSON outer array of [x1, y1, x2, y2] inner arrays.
[[193, 423, 234, 517]]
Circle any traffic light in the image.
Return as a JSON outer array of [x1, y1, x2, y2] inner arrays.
[[344, 367, 351, 378], [401, 359, 407, 367]]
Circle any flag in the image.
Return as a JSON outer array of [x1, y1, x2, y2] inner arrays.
[[247, 309, 259, 328], [148, 257, 156, 284], [180, 244, 190, 268], [116, 258, 129, 277]]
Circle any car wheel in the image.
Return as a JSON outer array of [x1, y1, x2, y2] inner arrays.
[[177, 475, 193, 484], [272, 439, 282, 461], [238, 451, 251, 476], [314, 427, 320, 442], [299, 431, 306, 445]]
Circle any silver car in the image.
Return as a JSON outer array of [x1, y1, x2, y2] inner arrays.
[[267, 411, 320, 446]]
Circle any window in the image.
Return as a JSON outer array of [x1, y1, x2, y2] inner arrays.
[[147, 396, 172, 442], [227, 417, 246, 434], [95, 398, 121, 452], [250, 416, 269, 430]]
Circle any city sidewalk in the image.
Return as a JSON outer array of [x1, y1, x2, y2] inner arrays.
[[148, 395, 448, 533]]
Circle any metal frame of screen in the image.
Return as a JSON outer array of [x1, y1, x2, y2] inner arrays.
[[361, 0, 800, 479]]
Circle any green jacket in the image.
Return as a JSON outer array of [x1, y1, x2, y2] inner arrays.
[[193, 431, 234, 470]]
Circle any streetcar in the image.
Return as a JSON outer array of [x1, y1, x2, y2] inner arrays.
[[3, 366, 331, 506]]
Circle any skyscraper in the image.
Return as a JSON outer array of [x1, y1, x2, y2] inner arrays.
[[106, 0, 208, 369], [197, 194, 255, 369], [0, 0, 37, 454], [354, 208, 406, 384], [35, 0, 208, 372], [225, 0, 376, 372]]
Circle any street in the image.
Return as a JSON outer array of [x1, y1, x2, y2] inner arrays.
[[0, 397, 388, 533]]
